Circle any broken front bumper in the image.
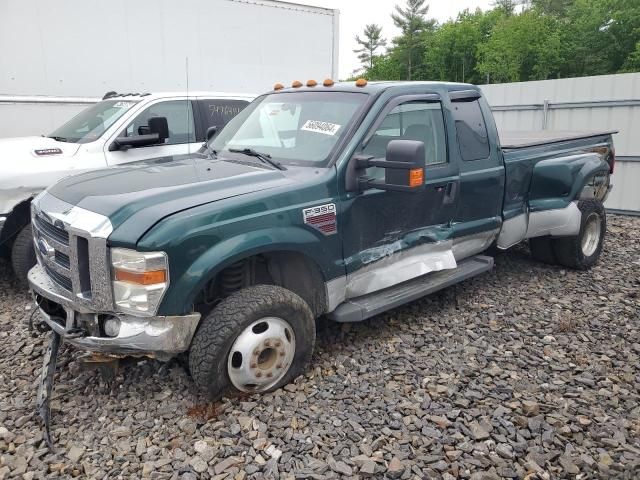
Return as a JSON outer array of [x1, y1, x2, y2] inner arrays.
[[28, 264, 200, 358]]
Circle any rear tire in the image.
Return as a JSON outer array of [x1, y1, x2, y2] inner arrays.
[[529, 236, 557, 265], [189, 285, 316, 400], [11, 224, 37, 288], [553, 199, 606, 270]]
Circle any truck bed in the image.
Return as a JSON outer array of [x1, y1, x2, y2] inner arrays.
[[499, 130, 617, 150]]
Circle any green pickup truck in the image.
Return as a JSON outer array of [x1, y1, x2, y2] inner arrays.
[[29, 80, 615, 401]]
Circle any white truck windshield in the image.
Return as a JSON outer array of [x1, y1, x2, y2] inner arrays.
[[211, 92, 368, 166], [48, 100, 139, 144]]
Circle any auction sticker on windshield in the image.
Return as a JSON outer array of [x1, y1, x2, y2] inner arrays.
[[113, 101, 135, 108], [301, 120, 341, 136]]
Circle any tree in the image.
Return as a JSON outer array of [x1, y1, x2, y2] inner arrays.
[[424, 9, 502, 84], [354, 24, 387, 71], [477, 10, 562, 82], [391, 0, 435, 80], [622, 41, 640, 71], [493, 0, 518, 16]]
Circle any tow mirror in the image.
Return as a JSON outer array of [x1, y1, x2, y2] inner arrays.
[[109, 133, 161, 151], [148, 116, 169, 142], [206, 125, 218, 141], [347, 139, 426, 193]]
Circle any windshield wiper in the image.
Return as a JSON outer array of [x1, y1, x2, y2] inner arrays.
[[48, 136, 69, 142], [228, 148, 286, 171]]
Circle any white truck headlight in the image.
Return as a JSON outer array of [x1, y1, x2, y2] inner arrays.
[[111, 248, 169, 316]]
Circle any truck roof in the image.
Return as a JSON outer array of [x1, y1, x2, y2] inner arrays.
[[270, 80, 478, 95], [102, 91, 256, 101]]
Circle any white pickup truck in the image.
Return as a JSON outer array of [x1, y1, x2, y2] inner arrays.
[[0, 91, 254, 284]]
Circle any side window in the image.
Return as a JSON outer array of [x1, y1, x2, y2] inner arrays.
[[199, 99, 249, 130], [362, 101, 447, 167], [125, 100, 195, 146], [451, 99, 490, 161]]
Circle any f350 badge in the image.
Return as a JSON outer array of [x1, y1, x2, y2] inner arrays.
[[302, 203, 337, 236]]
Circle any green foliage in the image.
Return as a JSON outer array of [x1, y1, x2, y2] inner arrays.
[[354, 24, 387, 71], [477, 10, 562, 82], [391, 0, 436, 80], [357, 0, 640, 84]]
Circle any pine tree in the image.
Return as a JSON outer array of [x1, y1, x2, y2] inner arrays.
[[391, 0, 434, 80], [354, 24, 387, 71]]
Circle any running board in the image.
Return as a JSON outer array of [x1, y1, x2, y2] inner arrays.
[[329, 255, 494, 323]]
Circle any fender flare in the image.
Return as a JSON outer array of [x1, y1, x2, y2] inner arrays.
[[158, 226, 334, 316]]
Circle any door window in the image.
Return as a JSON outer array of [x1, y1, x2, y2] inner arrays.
[[451, 99, 490, 161], [198, 99, 249, 130], [362, 102, 447, 166], [124, 100, 195, 146]]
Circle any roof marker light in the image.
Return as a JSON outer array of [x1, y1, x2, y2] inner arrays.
[[323, 79, 334, 87], [273, 83, 284, 91], [292, 80, 303, 88], [306, 79, 317, 87], [355, 78, 368, 87]]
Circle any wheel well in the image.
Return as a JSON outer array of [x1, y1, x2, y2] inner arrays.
[[0, 198, 32, 248], [193, 251, 327, 318]]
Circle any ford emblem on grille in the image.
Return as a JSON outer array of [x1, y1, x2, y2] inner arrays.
[[37, 237, 55, 260]]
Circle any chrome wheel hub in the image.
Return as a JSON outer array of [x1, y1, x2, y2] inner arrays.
[[227, 317, 295, 392], [581, 212, 602, 257]]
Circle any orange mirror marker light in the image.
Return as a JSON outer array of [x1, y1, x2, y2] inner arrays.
[[355, 78, 368, 87], [291, 80, 303, 88], [409, 168, 424, 187], [323, 78, 334, 87], [306, 79, 317, 87], [114, 269, 167, 285], [273, 83, 284, 90]]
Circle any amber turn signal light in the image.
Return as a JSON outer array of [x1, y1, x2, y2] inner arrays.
[[323, 78, 334, 87], [409, 168, 424, 187], [273, 83, 284, 90], [306, 79, 317, 87], [355, 78, 368, 87], [291, 80, 303, 88], [114, 269, 167, 285]]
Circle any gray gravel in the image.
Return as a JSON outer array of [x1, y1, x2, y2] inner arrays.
[[0, 215, 639, 479]]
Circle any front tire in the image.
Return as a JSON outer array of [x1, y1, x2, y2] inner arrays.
[[553, 199, 606, 270], [189, 285, 316, 400], [11, 224, 37, 288]]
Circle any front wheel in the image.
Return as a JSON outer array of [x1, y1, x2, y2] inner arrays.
[[188, 285, 316, 400], [553, 199, 606, 270], [12, 224, 37, 288]]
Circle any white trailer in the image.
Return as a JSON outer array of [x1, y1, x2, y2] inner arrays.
[[0, 0, 339, 137]]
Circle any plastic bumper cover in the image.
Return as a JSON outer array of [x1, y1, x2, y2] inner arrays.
[[28, 264, 200, 357]]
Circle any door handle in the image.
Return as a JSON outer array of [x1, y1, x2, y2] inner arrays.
[[435, 182, 457, 205]]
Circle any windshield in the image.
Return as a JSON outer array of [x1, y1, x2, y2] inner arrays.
[[210, 91, 368, 166], [49, 99, 139, 143]]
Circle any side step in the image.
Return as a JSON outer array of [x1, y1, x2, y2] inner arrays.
[[329, 255, 494, 323]]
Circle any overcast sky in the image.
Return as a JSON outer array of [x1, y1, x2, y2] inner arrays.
[[300, 0, 495, 78]]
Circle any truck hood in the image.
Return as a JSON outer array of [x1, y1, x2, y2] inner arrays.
[[47, 154, 295, 238], [0, 136, 85, 213], [0, 136, 82, 162]]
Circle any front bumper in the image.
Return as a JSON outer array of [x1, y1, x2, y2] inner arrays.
[[29, 264, 200, 358]]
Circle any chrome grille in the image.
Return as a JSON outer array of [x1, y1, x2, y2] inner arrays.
[[31, 192, 115, 311], [34, 214, 69, 245], [43, 262, 72, 292]]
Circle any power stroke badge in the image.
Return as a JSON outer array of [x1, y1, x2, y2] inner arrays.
[[302, 203, 337, 236]]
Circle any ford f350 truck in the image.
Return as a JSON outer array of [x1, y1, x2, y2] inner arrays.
[[29, 80, 615, 415], [0, 91, 254, 284]]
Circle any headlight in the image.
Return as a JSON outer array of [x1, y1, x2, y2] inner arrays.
[[111, 248, 169, 316]]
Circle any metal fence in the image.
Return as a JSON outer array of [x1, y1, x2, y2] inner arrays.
[[481, 72, 640, 214]]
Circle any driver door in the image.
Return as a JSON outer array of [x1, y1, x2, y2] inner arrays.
[[105, 99, 201, 165], [339, 95, 460, 298]]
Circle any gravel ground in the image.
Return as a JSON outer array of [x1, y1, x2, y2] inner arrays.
[[0, 215, 638, 480]]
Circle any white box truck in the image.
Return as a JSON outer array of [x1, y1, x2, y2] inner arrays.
[[0, 0, 340, 137]]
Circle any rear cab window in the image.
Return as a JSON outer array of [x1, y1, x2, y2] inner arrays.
[[451, 98, 490, 161]]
